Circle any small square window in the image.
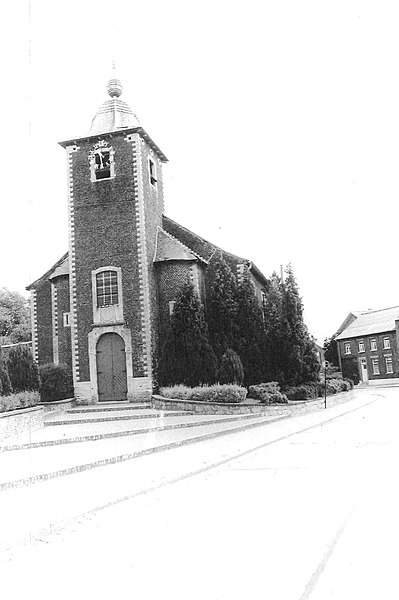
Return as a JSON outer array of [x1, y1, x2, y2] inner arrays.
[[344, 342, 351, 355], [149, 158, 157, 186], [383, 337, 391, 349], [63, 312, 71, 327], [358, 341, 365, 353], [385, 357, 393, 374], [372, 358, 380, 375], [370, 339, 377, 351]]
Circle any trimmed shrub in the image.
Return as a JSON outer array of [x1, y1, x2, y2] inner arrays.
[[160, 384, 247, 404], [283, 383, 319, 401], [0, 391, 40, 413], [248, 382, 288, 404], [39, 363, 73, 402], [217, 349, 244, 386], [7, 345, 40, 393]]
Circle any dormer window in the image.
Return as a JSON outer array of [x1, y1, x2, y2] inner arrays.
[[89, 141, 115, 182], [149, 158, 157, 186]]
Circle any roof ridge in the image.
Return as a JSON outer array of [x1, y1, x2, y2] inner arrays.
[[360, 305, 399, 315]]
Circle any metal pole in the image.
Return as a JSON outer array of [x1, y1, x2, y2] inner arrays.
[[324, 361, 328, 409]]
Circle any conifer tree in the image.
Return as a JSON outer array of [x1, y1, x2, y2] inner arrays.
[[217, 348, 244, 385], [235, 270, 266, 386], [263, 271, 285, 382], [280, 264, 319, 385], [159, 281, 217, 387], [7, 344, 40, 393], [207, 255, 239, 360]]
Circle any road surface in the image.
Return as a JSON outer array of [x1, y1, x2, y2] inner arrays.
[[1, 386, 398, 599]]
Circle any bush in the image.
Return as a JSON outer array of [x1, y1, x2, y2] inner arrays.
[[248, 382, 288, 404], [39, 363, 73, 402], [160, 384, 247, 404], [217, 349, 244, 385], [284, 383, 319, 401], [7, 345, 40, 393], [0, 391, 40, 413], [318, 378, 353, 396]]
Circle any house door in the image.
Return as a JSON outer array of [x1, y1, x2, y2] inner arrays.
[[96, 333, 127, 402], [359, 357, 369, 383]]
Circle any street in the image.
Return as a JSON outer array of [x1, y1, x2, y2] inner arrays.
[[1, 386, 398, 599]]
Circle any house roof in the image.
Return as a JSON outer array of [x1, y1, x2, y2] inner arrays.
[[335, 306, 399, 340]]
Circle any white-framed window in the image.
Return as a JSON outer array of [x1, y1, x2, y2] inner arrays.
[[92, 266, 123, 325], [358, 341, 365, 353], [383, 337, 391, 349], [149, 157, 157, 187], [372, 358, 380, 375], [344, 342, 351, 355], [169, 301, 176, 317], [385, 357, 393, 374], [370, 339, 377, 351], [96, 271, 119, 307], [63, 312, 71, 327], [89, 141, 115, 182]]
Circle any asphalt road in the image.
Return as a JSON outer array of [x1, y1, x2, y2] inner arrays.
[[1, 386, 398, 599]]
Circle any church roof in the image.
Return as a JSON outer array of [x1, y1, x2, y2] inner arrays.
[[154, 228, 206, 263], [161, 215, 269, 287], [26, 253, 69, 290], [335, 306, 399, 340], [89, 70, 140, 136]]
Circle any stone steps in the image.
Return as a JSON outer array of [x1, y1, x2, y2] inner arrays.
[[0, 413, 283, 491]]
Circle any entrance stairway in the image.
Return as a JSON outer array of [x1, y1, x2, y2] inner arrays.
[[0, 402, 287, 550]]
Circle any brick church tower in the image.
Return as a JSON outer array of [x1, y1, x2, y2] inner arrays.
[[59, 70, 168, 403]]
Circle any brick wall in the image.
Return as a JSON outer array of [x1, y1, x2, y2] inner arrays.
[[35, 281, 53, 365], [55, 276, 72, 370], [339, 331, 399, 380]]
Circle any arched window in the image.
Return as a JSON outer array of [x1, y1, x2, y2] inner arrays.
[[96, 270, 119, 307]]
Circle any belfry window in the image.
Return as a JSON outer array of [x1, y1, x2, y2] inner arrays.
[[89, 142, 115, 182], [96, 271, 119, 307]]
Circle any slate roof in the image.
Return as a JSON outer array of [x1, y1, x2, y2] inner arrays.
[[26, 253, 69, 291], [154, 228, 204, 263], [335, 306, 399, 340]]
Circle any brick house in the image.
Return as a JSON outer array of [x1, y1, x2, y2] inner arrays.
[[27, 72, 268, 404], [335, 306, 399, 384]]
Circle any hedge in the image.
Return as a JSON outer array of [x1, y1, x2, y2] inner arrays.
[[160, 384, 247, 404], [248, 382, 288, 404], [39, 363, 74, 402], [0, 391, 40, 413]]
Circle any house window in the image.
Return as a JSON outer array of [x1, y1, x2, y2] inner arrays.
[[96, 271, 119, 307], [370, 339, 377, 351], [89, 141, 115, 182], [63, 312, 71, 327], [358, 341, 365, 353], [344, 342, 351, 355], [383, 337, 391, 349], [385, 357, 393, 374], [169, 301, 176, 316], [372, 358, 380, 375], [149, 158, 157, 186]]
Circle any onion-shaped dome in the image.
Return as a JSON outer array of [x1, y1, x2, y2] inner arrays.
[[89, 73, 140, 135]]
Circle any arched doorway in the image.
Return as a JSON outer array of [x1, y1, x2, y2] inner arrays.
[[96, 333, 127, 401]]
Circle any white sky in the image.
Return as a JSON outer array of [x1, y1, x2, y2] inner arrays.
[[1, 0, 398, 343]]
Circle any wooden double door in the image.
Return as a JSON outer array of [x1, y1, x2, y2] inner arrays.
[[96, 333, 127, 402]]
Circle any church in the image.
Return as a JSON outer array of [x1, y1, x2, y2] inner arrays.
[[27, 71, 269, 403]]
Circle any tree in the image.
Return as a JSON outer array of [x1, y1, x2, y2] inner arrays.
[[0, 288, 31, 345], [235, 271, 266, 386], [324, 336, 339, 367], [217, 348, 244, 385], [7, 344, 40, 393], [159, 281, 217, 387], [207, 255, 239, 360], [279, 264, 320, 385], [263, 272, 285, 382], [0, 348, 13, 396]]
